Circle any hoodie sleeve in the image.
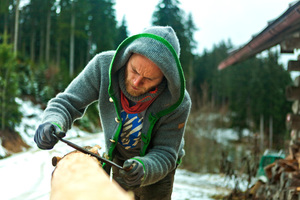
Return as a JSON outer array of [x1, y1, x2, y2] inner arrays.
[[41, 53, 109, 132], [134, 92, 191, 186]]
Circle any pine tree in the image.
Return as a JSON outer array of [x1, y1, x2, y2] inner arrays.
[[0, 0, 11, 43], [152, 0, 197, 99], [0, 43, 21, 131], [88, 0, 117, 53], [221, 50, 292, 144], [115, 16, 129, 48]]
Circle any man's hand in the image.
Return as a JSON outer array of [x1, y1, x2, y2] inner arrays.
[[34, 122, 65, 150], [118, 159, 145, 189]]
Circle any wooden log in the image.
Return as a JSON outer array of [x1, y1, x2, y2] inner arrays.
[[292, 101, 300, 114], [264, 162, 276, 180], [280, 40, 296, 54], [289, 144, 298, 160], [288, 61, 300, 72], [278, 159, 299, 172], [286, 114, 300, 130], [280, 172, 288, 190], [52, 145, 101, 167], [248, 180, 264, 195], [50, 150, 133, 200], [287, 173, 300, 188], [286, 86, 300, 101], [294, 76, 300, 87], [271, 162, 282, 182], [291, 171, 300, 180], [281, 37, 300, 54]]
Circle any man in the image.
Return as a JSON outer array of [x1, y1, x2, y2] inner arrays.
[[34, 26, 191, 200]]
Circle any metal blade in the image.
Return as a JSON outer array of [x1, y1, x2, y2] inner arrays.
[[52, 133, 123, 170]]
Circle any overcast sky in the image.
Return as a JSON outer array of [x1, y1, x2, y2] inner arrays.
[[19, 0, 299, 66], [115, 0, 298, 55]]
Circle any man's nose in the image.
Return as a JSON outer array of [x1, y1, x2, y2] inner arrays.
[[133, 76, 143, 86]]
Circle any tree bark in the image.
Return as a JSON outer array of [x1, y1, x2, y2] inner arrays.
[[69, 1, 75, 78], [188, 58, 194, 101], [39, 29, 45, 63], [1, 64, 10, 130], [56, 40, 61, 68], [86, 34, 92, 64], [269, 116, 273, 149], [260, 114, 264, 152], [3, 11, 8, 44], [30, 30, 36, 62], [45, 3, 51, 66], [13, 0, 20, 55]]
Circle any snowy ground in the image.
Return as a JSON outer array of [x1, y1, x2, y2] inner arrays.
[[0, 100, 246, 200]]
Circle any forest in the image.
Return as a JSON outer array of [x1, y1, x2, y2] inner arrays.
[[0, 0, 293, 152]]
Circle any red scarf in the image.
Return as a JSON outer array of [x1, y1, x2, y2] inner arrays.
[[120, 89, 158, 114]]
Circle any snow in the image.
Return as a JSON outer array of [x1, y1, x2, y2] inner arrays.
[[0, 138, 7, 157], [0, 99, 245, 200], [173, 170, 234, 200], [196, 126, 252, 146]]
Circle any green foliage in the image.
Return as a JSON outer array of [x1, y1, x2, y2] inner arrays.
[[152, 0, 196, 77], [193, 41, 233, 107], [194, 43, 292, 143], [223, 51, 292, 135], [0, 43, 21, 130], [88, 0, 117, 53], [17, 0, 119, 74], [115, 16, 129, 48]]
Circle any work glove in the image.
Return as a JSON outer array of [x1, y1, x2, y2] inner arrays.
[[118, 159, 145, 190], [34, 122, 65, 150]]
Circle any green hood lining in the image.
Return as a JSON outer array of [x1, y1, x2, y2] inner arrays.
[[107, 33, 186, 159]]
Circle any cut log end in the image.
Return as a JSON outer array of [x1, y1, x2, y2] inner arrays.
[[52, 156, 62, 167]]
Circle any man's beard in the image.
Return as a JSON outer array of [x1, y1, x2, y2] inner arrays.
[[125, 78, 147, 97]]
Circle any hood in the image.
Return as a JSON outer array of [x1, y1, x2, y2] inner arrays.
[[108, 26, 186, 116]]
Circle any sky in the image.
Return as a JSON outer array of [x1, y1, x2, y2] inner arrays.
[[114, 0, 298, 54]]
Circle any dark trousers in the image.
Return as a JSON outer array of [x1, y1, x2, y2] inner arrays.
[[111, 157, 176, 200]]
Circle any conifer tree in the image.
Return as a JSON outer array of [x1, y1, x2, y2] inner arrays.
[[115, 16, 129, 48], [152, 0, 195, 76], [0, 43, 21, 131]]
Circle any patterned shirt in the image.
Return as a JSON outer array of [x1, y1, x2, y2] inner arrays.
[[116, 110, 146, 160]]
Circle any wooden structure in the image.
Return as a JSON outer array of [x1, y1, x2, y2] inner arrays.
[[218, 1, 300, 70], [218, 1, 300, 199], [50, 145, 133, 200]]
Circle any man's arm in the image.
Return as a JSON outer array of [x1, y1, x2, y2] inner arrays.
[[34, 54, 105, 149], [134, 92, 191, 186], [41, 54, 103, 132]]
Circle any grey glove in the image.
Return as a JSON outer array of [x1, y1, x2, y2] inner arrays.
[[119, 159, 145, 189], [34, 122, 65, 150]]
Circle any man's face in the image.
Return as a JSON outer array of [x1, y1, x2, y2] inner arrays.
[[125, 54, 164, 97]]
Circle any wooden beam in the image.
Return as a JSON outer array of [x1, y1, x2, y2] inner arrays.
[[292, 101, 300, 114], [286, 113, 300, 130], [286, 86, 300, 101], [50, 150, 133, 200], [288, 60, 300, 71]]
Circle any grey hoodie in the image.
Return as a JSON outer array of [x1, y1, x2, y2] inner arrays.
[[42, 26, 191, 186]]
